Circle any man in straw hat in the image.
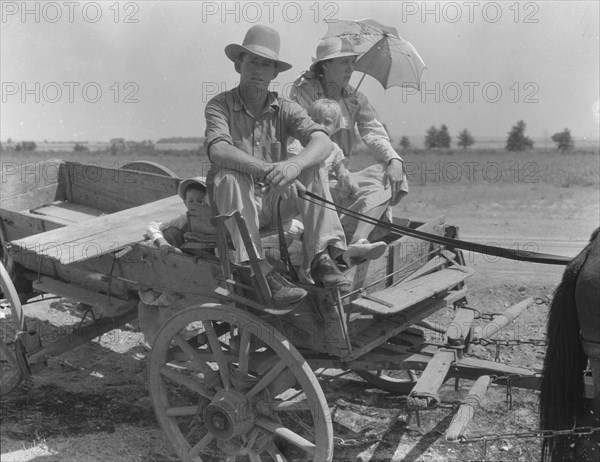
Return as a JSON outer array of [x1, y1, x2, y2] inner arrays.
[[290, 37, 408, 249], [204, 25, 351, 307]]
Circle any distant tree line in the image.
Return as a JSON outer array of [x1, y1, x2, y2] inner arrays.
[[394, 120, 575, 152], [1, 138, 37, 151]]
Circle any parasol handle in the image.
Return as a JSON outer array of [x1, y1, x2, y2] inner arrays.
[[353, 73, 367, 95]]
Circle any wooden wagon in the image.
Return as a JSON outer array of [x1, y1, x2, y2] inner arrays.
[[0, 159, 542, 461]]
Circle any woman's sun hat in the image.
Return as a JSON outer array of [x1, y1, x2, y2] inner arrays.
[[225, 25, 292, 72], [310, 37, 360, 71]]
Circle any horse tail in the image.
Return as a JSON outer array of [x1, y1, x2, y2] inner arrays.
[[539, 231, 597, 461]]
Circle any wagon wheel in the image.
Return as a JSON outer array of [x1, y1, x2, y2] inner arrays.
[[0, 219, 14, 279], [149, 303, 333, 462], [121, 161, 178, 178], [353, 332, 422, 394], [0, 261, 25, 395]]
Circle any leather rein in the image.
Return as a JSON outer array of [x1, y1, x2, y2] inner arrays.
[[298, 190, 572, 266]]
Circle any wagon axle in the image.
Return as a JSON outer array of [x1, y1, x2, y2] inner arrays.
[[203, 389, 255, 440]]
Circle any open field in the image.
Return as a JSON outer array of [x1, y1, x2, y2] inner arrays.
[[1, 148, 599, 461]]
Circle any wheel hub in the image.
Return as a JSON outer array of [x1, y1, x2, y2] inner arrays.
[[203, 389, 255, 440]]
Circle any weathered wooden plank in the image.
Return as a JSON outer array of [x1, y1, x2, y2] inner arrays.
[[14, 240, 226, 306], [390, 215, 446, 285], [349, 298, 446, 360], [351, 266, 474, 314], [446, 375, 491, 441], [407, 349, 455, 409], [1, 159, 67, 211], [66, 163, 180, 213], [10, 195, 185, 264], [29, 202, 105, 223], [400, 249, 456, 284], [1, 209, 64, 241], [446, 307, 475, 347], [343, 216, 446, 296], [32, 276, 127, 309]]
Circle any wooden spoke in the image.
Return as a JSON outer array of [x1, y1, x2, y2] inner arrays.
[[159, 366, 213, 400], [268, 445, 289, 462], [256, 417, 315, 457], [165, 406, 198, 417], [237, 329, 251, 376], [254, 398, 311, 415], [270, 398, 311, 412], [149, 305, 332, 462], [204, 321, 230, 389], [245, 360, 286, 399], [188, 432, 214, 458], [173, 333, 212, 376]]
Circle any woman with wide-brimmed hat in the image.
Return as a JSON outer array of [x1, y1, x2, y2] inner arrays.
[[290, 36, 408, 251]]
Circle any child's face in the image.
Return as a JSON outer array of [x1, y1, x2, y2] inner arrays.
[[184, 189, 205, 209], [317, 116, 340, 137]]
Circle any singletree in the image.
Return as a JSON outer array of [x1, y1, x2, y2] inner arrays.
[[506, 120, 534, 151], [551, 128, 574, 152], [457, 129, 475, 149]]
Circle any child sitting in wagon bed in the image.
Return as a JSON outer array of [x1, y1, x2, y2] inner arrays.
[[145, 177, 302, 261], [146, 177, 216, 257], [139, 177, 216, 344]]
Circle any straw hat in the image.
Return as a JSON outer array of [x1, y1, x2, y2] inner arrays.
[[178, 177, 207, 201], [310, 37, 360, 71], [225, 25, 292, 72]]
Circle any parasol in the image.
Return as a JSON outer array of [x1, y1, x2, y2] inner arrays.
[[323, 18, 427, 92]]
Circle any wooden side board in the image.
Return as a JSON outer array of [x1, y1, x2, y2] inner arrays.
[[390, 215, 446, 285], [351, 266, 474, 315], [1, 208, 65, 241], [1, 159, 68, 211], [344, 215, 447, 297], [65, 163, 181, 213], [10, 195, 185, 264]]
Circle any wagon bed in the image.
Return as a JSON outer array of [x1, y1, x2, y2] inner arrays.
[[0, 159, 542, 461]]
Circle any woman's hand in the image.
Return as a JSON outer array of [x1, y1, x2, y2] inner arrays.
[[344, 95, 360, 118], [384, 158, 406, 206]]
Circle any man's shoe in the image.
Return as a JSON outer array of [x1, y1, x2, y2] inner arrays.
[[311, 253, 351, 289], [265, 270, 307, 306]]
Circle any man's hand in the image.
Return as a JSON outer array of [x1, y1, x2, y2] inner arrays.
[[265, 159, 303, 188], [275, 180, 306, 200], [384, 158, 406, 206]]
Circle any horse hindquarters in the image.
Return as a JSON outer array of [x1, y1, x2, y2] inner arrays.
[[577, 233, 600, 404], [540, 248, 589, 461], [540, 228, 600, 462]]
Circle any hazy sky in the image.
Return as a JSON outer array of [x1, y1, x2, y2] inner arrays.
[[1, 0, 599, 142]]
